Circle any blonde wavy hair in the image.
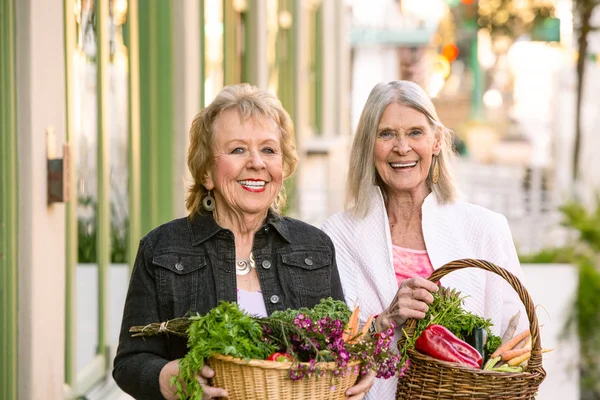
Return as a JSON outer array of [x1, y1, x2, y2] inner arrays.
[[346, 80, 458, 217], [186, 83, 299, 217]]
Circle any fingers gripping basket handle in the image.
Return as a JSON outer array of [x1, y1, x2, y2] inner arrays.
[[426, 258, 543, 370]]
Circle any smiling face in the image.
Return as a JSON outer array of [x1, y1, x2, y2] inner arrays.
[[374, 103, 441, 198], [204, 109, 284, 217]]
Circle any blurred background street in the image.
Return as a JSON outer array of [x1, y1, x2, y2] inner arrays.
[[2, 0, 600, 399]]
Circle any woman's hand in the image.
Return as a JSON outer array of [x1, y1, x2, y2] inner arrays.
[[376, 277, 439, 331], [345, 370, 376, 400], [159, 360, 229, 400]]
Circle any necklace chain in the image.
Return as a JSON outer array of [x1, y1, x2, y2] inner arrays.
[[236, 252, 256, 276]]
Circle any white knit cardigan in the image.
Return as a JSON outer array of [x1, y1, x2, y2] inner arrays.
[[322, 186, 528, 400]]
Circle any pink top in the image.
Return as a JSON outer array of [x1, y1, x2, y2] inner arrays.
[[392, 244, 434, 287], [236, 288, 268, 318]]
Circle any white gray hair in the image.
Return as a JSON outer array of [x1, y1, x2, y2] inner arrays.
[[346, 80, 458, 217]]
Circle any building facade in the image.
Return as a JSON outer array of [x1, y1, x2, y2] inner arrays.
[[0, 0, 350, 398]]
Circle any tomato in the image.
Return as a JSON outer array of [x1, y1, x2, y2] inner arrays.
[[266, 352, 293, 362]]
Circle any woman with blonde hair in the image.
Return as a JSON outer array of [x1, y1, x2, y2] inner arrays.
[[114, 83, 374, 399], [323, 80, 527, 399]]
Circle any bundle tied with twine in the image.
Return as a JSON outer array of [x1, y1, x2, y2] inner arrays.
[[129, 317, 192, 338]]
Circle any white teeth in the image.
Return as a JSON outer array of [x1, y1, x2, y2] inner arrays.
[[390, 162, 417, 168], [239, 180, 266, 187]]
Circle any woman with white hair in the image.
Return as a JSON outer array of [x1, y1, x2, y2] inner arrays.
[[323, 80, 527, 399]]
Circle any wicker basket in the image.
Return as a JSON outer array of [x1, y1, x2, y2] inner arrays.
[[209, 354, 361, 400], [396, 259, 546, 399]]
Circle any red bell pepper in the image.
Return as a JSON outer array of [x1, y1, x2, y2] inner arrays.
[[266, 352, 293, 362], [415, 324, 482, 369]]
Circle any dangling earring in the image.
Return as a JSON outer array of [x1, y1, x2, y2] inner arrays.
[[202, 190, 215, 211], [432, 155, 440, 185]]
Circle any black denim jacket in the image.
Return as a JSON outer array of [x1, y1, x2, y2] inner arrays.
[[113, 211, 344, 399]]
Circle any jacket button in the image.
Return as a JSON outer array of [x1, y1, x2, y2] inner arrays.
[[270, 295, 280, 304], [175, 262, 184, 271], [262, 260, 272, 269], [304, 258, 313, 266]]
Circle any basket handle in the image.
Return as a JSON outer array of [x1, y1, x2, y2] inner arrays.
[[406, 258, 543, 371]]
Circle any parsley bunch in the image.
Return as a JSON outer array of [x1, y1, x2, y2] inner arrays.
[[175, 302, 276, 400]]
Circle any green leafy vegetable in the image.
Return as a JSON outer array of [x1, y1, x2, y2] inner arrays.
[[269, 297, 351, 323], [175, 302, 276, 400]]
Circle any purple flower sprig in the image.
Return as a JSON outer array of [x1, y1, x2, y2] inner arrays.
[[261, 313, 402, 381]]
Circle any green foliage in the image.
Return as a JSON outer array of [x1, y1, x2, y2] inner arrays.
[[269, 297, 351, 324], [518, 246, 577, 264], [176, 302, 276, 400], [400, 287, 501, 364], [558, 195, 600, 396], [560, 195, 600, 253], [571, 258, 600, 393], [77, 196, 129, 264], [522, 194, 600, 396]]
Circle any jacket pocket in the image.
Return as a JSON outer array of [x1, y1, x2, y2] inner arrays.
[[280, 250, 332, 298], [153, 253, 207, 298]]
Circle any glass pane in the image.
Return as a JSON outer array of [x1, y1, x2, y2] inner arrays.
[[74, 0, 100, 371], [72, 0, 131, 372], [109, 0, 130, 346], [204, 0, 224, 104]]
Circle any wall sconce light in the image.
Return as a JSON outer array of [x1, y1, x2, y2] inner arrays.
[[233, 0, 248, 13], [278, 10, 293, 30], [47, 127, 71, 204]]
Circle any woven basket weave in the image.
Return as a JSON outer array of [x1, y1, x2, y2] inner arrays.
[[209, 354, 360, 400], [396, 259, 546, 399]]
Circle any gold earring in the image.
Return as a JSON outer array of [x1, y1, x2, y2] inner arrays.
[[432, 155, 439, 184]]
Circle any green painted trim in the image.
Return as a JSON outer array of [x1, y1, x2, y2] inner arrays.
[[314, 4, 323, 134], [95, 0, 110, 364], [128, 0, 141, 265], [199, 0, 205, 108], [0, 0, 18, 398], [138, 1, 174, 235], [241, 8, 252, 84], [277, 0, 295, 122], [278, 0, 296, 213], [275, 0, 296, 213], [223, 0, 238, 85], [63, 0, 78, 386]]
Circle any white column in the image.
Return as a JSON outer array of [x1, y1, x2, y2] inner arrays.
[[253, 0, 269, 89], [173, 1, 201, 217], [16, 0, 67, 398]]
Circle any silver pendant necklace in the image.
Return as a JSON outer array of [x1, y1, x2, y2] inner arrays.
[[236, 252, 256, 276]]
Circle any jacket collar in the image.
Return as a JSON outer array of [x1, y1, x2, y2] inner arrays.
[[188, 209, 291, 246]]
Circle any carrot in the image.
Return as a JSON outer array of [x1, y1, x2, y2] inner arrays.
[[342, 306, 360, 342], [507, 348, 554, 367], [522, 336, 532, 351], [490, 329, 531, 359], [512, 333, 530, 350], [359, 314, 375, 340], [501, 347, 530, 361], [507, 350, 531, 366]]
